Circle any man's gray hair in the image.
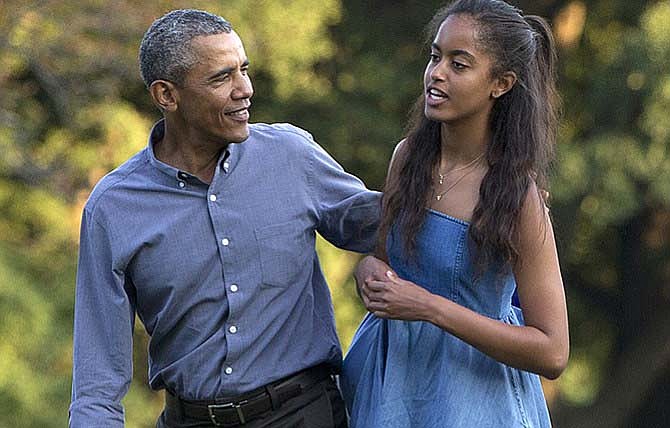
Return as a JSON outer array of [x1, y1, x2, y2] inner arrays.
[[139, 9, 233, 88]]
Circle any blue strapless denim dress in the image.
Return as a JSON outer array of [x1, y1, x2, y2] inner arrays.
[[341, 210, 552, 427]]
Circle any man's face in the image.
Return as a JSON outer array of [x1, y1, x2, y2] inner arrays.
[[175, 31, 253, 144]]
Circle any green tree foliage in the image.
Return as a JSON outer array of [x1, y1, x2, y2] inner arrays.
[[547, 1, 670, 426], [1, 0, 669, 427]]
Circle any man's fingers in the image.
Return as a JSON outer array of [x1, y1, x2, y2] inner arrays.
[[366, 280, 388, 292], [360, 255, 394, 281]]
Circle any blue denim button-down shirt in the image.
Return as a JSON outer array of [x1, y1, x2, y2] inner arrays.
[[69, 120, 381, 427]]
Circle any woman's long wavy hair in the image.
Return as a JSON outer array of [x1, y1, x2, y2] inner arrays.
[[379, 0, 560, 271]]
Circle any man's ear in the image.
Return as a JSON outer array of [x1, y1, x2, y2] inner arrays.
[[149, 80, 179, 112], [491, 71, 517, 99]]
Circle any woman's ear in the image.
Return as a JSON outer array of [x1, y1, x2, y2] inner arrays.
[[491, 71, 517, 99], [149, 80, 179, 112]]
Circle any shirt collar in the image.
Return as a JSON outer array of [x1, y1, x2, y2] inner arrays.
[[146, 119, 235, 183]]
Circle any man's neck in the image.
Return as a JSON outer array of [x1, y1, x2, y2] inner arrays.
[[154, 122, 226, 184]]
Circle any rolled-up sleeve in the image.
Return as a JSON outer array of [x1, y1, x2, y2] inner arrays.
[[69, 208, 134, 428], [305, 137, 381, 253]]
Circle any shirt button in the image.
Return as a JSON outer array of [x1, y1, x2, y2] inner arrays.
[[223, 161, 230, 170], [225, 367, 233, 375], [230, 284, 238, 292], [178, 181, 185, 188], [209, 194, 217, 202], [221, 238, 230, 246], [228, 325, 238, 334]]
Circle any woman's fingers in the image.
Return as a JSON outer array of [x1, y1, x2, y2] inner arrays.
[[361, 281, 389, 312], [367, 299, 387, 311]]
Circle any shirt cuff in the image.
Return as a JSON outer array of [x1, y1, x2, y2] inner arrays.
[[69, 397, 125, 428]]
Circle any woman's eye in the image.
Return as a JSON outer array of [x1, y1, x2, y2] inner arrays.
[[452, 61, 467, 70], [429, 53, 440, 62]]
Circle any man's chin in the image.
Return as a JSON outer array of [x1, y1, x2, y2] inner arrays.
[[223, 127, 250, 144], [229, 131, 250, 144]]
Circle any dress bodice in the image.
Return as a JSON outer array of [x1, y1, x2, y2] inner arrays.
[[386, 210, 517, 320]]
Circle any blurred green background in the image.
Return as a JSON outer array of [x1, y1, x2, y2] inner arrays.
[[1, 0, 669, 427]]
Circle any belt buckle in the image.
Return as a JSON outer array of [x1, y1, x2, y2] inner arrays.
[[208, 400, 248, 426]]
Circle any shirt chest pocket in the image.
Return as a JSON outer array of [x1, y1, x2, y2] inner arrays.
[[255, 221, 310, 287]]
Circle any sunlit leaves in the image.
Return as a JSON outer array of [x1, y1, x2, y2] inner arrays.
[[0, 246, 63, 427], [230, 0, 342, 100], [641, 1, 670, 63], [76, 102, 151, 173]]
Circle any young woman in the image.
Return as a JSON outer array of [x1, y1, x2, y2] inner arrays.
[[341, 1, 569, 427]]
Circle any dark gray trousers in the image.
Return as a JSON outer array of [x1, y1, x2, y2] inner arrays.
[[157, 376, 348, 428]]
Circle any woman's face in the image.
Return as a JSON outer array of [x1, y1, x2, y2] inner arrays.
[[424, 14, 501, 125]]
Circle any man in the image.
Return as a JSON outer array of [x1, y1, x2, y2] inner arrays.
[[70, 9, 380, 428]]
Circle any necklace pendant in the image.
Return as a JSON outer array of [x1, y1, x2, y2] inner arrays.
[[436, 194, 442, 201]]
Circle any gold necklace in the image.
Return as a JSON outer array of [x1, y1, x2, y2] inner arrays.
[[433, 154, 485, 201], [437, 153, 485, 185]]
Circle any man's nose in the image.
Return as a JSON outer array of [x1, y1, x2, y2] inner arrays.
[[233, 75, 253, 99]]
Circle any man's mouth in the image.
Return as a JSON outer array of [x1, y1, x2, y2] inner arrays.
[[225, 105, 251, 120]]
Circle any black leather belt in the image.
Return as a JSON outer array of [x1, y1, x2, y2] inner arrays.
[[165, 364, 334, 427]]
